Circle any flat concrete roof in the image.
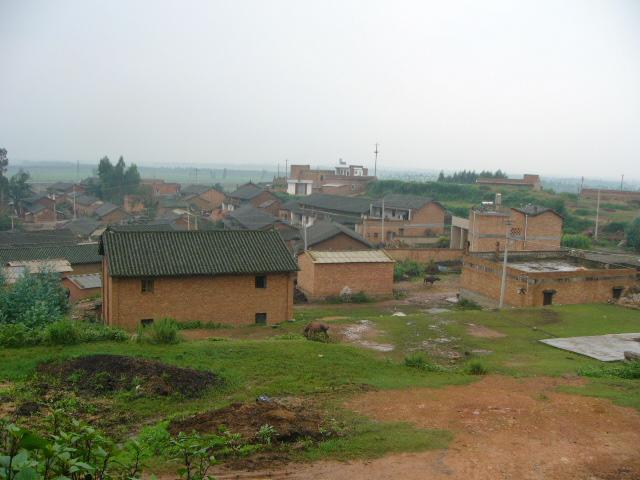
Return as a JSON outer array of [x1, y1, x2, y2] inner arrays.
[[306, 250, 394, 264], [541, 333, 640, 362], [509, 261, 588, 273]]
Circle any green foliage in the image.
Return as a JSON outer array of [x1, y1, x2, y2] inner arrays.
[[139, 318, 181, 344], [437, 169, 507, 184], [0, 215, 13, 231], [87, 155, 141, 204], [8, 169, 31, 216], [169, 431, 217, 480], [137, 421, 171, 456], [446, 205, 469, 217], [404, 354, 447, 372], [175, 320, 226, 330], [574, 207, 595, 216], [367, 180, 488, 203], [454, 298, 481, 310], [0, 272, 69, 327], [350, 291, 372, 303], [393, 259, 425, 281], [257, 424, 277, 445], [466, 361, 488, 375], [561, 233, 592, 249], [0, 418, 143, 480], [563, 213, 592, 234], [602, 221, 629, 234], [577, 361, 640, 380], [626, 218, 640, 252], [0, 321, 127, 348]]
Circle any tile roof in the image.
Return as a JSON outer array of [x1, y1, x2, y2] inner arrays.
[[372, 194, 435, 210], [75, 194, 100, 206], [158, 197, 188, 209], [65, 273, 102, 289], [181, 184, 221, 195], [100, 229, 298, 277], [306, 250, 394, 264], [226, 205, 280, 230], [0, 229, 77, 247], [303, 220, 372, 250], [296, 194, 372, 215], [0, 243, 101, 265], [511, 205, 559, 217], [227, 182, 264, 200], [48, 182, 74, 192], [95, 202, 121, 217], [64, 218, 101, 236]]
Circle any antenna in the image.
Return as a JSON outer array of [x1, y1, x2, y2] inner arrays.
[[374, 143, 379, 177]]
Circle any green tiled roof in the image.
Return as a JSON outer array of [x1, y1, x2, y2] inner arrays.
[[100, 229, 298, 277], [0, 243, 101, 265]]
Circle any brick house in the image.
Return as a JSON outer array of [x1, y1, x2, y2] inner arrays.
[[62, 273, 102, 303], [99, 229, 298, 330], [73, 195, 102, 216], [96, 203, 130, 225], [280, 194, 372, 229], [460, 250, 638, 307], [287, 164, 376, 196], [295, 220, 373, 254], [141, 179, 181, 197], [357, 195, 447, 243], [468, 201, 563, 252], [297, 250, 395, 300], [181, 184, 225, 211], [222, 183, 282, 216], [0, 243, 102, 278]]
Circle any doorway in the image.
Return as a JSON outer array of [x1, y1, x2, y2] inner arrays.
[[542, 290, 555, 306]]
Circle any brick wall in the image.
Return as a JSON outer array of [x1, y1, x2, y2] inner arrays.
[[385, 248, 464, 263], [200, 189, 225, 209], [69, 263, 101, 277], [249, 191, 281, 216], [103, 267, 295, 330], [297, 252, 394, 300], [101, 209, 129, 225], [62, 278, 100, 303], [509, 210, 562, 251], [360, 202, 446, 241], [460, 255, 638, 307]]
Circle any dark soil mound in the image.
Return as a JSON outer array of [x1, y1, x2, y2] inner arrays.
[[170, 399, 328, 442], [37, 354, 220, 397]]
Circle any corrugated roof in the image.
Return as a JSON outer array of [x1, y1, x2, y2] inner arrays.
[[0, 243, 101, 265], [306, 250, 394, 264], [66, 273, 102, 289], [100, 229, 298, 277]]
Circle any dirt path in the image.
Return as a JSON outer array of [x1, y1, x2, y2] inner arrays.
[[215, 376, 640, 479]]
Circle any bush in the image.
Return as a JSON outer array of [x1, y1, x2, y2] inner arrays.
[[626, 218, 640, 253], [602, 221, 629, 234], [0, 323, 40, 347], [466, 361, 488, 375], [455, 298, 481, 310], [394, 259, 425, 281], [350, 291, 372, 303], [143, 317, 181, 344], [44, 320, 81, 345], [578, 361, 640, 379], [561, 233, 592, 249], [404, 353, 447, 372]]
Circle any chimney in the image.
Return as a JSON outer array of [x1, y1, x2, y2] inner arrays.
[[495, 193, 502, 208]]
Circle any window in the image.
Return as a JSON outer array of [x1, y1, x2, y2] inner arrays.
[[141, 278, 154, 293], [255, 313, 267, 325], [141, 318, 154, 327], [255, 275, 267, 288], [612, 287, 624, 299], [399, 228, 405, 236]]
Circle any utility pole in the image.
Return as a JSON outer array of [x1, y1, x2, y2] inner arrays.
[[498, 220, 512, 309], [594, 189, 600, 240], [195, 168, 199, 185], [303, 221, 308, 250], [374, 143, 379, 177], [620, 174, 624, 191], [285, 159, 289, 179]]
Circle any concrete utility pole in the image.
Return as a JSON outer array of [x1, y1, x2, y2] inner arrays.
[[594, 189, 600, 240], [303, 221, 308, 250], [498, 220, 512, 309], [374, 143, 380, 177], [620, 174, 624, 191]]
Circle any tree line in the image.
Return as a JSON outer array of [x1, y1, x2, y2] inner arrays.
[[437, 169, 508, 184]]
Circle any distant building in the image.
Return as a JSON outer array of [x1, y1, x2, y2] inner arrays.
[[222, 182, 281, 216], [95, 203, 130, 225], [141, 179, 181, 197], [100, 229, 298, 330], [181, 184, 225, 211], [295, 220, 373, 254], [280, 194, 372, 229], [0, 243, 102, 276], [460, 250, 637, 307], [287, 163, 376, 196], [476, 174, 542, 191], [63, 273, 102, 303], [297, 250, 395, 301]]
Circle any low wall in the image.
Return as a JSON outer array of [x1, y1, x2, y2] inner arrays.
[[384, 248, 464, 264]]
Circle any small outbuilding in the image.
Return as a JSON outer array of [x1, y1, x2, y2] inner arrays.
[[63, 273, 102, 303], [297, 250, 395, 301]]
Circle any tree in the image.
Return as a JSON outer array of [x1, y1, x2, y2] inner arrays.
[[626, 218, 640, 253], [94, 155, 141, 204], [8, 169, 32, 216]]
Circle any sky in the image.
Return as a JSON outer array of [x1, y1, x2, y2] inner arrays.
[[1, 0, 639, 179]]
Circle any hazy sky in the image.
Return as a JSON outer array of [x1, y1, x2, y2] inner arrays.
[[1, 0, 639, 179]]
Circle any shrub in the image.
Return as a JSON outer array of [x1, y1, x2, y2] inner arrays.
[[561, 233, 592, 249], [79, 322, 129, 342], [602, 221, 629, 234], [145, 317, 181, 344], [626, 218, 640, 253], [0, 323, 40, 347], [350, 291, 372, 303], [466, 361, 488, 375], [578, 361, 640, 380], [257, 424, 277, 445], [404, 353, 447, 372], [394, 259, 425, 281], [455, 298, 481, 310], [44, 320, 81, 345]]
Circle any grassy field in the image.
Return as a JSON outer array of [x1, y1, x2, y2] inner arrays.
[[1, 302, 639, 472]]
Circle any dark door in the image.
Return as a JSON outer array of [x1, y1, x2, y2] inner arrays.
[[543, 291, 554, 306]]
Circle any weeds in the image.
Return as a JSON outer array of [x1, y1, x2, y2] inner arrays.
[[466, 361, 488, 375], [454, 298, 482, 311], [404, 354, 448, 372], [577, 361, 640, 380], [137, 318, 181, 345]]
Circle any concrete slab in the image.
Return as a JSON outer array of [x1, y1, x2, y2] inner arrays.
[[540, 333, 640, 362]]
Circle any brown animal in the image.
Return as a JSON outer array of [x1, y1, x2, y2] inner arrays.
[[423, 275, 441, 286], [303, 322, 330, 340]]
